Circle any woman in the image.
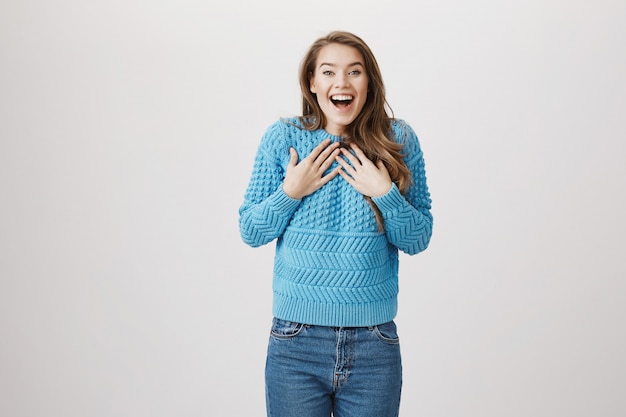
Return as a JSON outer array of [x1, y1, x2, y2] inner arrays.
[[239, 31, 433, 417]]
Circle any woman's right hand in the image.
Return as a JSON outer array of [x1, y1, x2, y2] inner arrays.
[[282, 139, 341, 200]]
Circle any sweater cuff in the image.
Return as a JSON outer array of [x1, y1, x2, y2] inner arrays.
[[271, 185, 302, 213], [371, 183, 405, 215]]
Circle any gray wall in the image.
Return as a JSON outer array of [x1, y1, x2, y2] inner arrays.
[[1, 0, 625, 416]]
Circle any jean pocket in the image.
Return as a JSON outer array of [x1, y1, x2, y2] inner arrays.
[[371, 320, 400, 345], [270, 318, 306, 340]]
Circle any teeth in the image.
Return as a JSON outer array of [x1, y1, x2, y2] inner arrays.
[[331, 95, 353, 101]]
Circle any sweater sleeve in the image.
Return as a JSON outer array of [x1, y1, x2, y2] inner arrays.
[[239, 121, 302, 247], [371, 121, 433, 255]]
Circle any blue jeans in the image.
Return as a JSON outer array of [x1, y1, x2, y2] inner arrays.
[[265, 318, 402, 417]]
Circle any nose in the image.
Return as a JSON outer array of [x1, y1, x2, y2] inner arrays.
[[334, 72, 350, 88]]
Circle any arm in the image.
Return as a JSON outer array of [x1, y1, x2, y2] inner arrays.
[[239, 122, 341, 247], [372, 122, 433, 255], [239, 183, 302, 248], [238, 124, 298, 247]]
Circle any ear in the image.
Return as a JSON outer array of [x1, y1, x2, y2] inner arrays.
[[309, 72, 316, 94]]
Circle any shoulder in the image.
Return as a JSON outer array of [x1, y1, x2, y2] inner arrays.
[[390, 118, 422, 155], [264, 117, 306, 134], [260, 117, 307, 145], [257, 117, 314, 163], [258, 118, 298, 148], [390, 118, 417, 141], [261, 117, 326, 150]]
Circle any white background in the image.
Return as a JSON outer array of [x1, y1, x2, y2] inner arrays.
[[1, 0, 625, 416]]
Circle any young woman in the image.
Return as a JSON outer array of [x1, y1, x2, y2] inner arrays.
[[239, 31, 433, 417]]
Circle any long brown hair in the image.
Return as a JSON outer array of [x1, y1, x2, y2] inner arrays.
[[298, 31, 412, 231]]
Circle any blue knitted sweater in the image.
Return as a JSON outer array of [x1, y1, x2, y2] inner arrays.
[[239, 118, 432, 327]]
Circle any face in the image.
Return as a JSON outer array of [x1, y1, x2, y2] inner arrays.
[[309, 43, 369, 136]]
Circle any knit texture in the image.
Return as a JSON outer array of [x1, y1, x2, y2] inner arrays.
[[239, 118, 432, 327]]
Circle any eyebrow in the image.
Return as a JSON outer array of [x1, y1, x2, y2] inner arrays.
[[318, 62, 364, 68]]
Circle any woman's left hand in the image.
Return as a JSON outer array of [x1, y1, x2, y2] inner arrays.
[[335, 143, 393, 197]]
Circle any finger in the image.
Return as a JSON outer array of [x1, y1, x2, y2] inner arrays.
[[320, 166, 342, 184], [308, 139, 333, 160], [376, 159, 389, 173], [337, 167, 355, 183], [320, 147, 341, 170], [349, 143, 369, 162], [339, 147, 361, 167], [288, 147, 299, 167], [313, 140, 340, 164], [335, 154, 356, 174]]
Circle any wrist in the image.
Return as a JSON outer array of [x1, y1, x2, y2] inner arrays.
[[282, 184, 303, 200], [370, 181, 393, 198]]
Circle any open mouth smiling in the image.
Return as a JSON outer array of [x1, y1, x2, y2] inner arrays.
[[330, 94, 354, 108]]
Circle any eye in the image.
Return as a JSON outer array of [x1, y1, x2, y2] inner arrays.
[[349, 70, 362, 76], [322, 70, 334, 76]]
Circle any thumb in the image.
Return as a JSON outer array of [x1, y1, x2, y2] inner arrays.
[[288, 147, 299, 166], [376, 159, 388, 172]]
